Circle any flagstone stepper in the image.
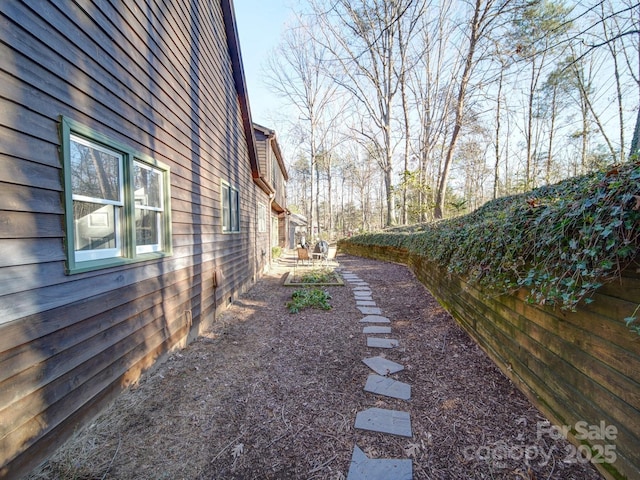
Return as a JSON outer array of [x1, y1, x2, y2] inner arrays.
[[356, 300, 377, 307], [353, 291, 373, 297], [359, 315, 391, 323], [358, 306, 382, 315], [354, 407, 412, 437], [367, 337, 399, 348], [347, 445, 412, 480], [364, 374, 411, 400], [354, 296, 374, 302], [363, 325, 392, 334], [362, 356, 404, 375]]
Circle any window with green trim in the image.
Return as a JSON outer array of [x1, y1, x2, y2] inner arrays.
[[222, 181, 240, 233], [60, 117, 172, 274]]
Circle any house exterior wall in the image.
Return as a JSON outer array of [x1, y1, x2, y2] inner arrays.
[[0, 1, 260, 477], [253, 125, 289, 252]]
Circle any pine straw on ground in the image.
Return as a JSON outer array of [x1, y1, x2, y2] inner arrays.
[[28, 254, 603, 480]]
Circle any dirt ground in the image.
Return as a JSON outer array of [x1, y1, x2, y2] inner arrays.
[[28, 254, 603, 480]]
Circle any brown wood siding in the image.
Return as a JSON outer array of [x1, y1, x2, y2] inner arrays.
[[254, 129, 269, 175], [256, 197, 271, 274], [338, 242, 640, 480], [0, 1, 261, 477]]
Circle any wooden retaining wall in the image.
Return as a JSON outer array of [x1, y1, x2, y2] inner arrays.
[[339, 242, 640, 480]]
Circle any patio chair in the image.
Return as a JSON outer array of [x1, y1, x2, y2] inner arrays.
[[297, 247, 311, 266], [312, 241, 329, 267]]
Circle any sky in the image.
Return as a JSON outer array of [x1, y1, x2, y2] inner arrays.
[[234, 0, 295, 130]]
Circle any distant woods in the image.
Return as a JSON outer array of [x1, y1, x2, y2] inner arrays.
[[263, 0, 640, 236]]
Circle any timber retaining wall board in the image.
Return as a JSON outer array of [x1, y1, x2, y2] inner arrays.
[[339, 242, 640, 480]]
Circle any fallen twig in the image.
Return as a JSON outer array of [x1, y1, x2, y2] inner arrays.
[[211, 434, 243, 463], [308, 454, 337, 474], [101, 437, 121, 480], [265, 425, 306, 449]]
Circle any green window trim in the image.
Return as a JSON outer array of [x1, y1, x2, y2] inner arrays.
[[60, 116, 172, 274], [221, 180, 240, 233]]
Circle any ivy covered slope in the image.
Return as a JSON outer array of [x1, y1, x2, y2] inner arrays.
[[346, 161, 640, 321]]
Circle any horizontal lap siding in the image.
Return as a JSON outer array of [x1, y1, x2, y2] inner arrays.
[[0, 0, 258, 477], [339, 243, 640, 480]]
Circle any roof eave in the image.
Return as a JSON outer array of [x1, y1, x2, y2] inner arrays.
[[220, 0, 262, 182]]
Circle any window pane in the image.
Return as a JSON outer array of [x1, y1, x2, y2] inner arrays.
[[230, 189, 239, 231], [73, 201, 118, 251], [136, 209, 160, 247], [70, 135, 121, 201], [134, 162, 162, 208], [222, 186, 230, 231]]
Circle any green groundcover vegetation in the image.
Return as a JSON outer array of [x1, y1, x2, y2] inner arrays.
[[343, 161, 640, 332]]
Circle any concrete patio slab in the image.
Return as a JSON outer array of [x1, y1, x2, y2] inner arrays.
[[363, 325, 392, 334], [367, 337, 399, 348], [354, 408, 412, 437], [358, 306, 382, 315], [359, 315, 391, 323], [362, 356, 404, 375], [364, 374, 411, 400], [347, 445, 412, 480]]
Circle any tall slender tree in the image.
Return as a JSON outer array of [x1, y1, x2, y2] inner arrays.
[[310, 0, 426, 226], [264, 20, 339, 239], [434, 0, 517, 219]]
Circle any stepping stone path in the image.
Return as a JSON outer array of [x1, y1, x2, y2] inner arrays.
[[338, 269, 414, 479], [364, 374, 411, 400], [356, 300, 377, 307], [362, 356, 404, 375], [357, 306, 382, 315], [354, 407, 412, 437], [367, 337, 399, 349], [363, 325, 392, 334], [359, 315, 391, 324], [348, 445, 412, 480]]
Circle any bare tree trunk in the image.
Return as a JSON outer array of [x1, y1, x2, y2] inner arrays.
[[494, 67, 503, 199], [546, 86, 558, 184], [434, 0, 482, 219], [571, 56, 618, 162], [630, 107, 640, 156], [326, 155, 333, 234]]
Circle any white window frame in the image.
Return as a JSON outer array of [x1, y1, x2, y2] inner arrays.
[[61, 116, 172, 274], [258, 202, 267, 233]]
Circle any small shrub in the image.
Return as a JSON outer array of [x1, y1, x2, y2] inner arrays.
[[272, 246, 282, 259], [286, 288, 332, 313]]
